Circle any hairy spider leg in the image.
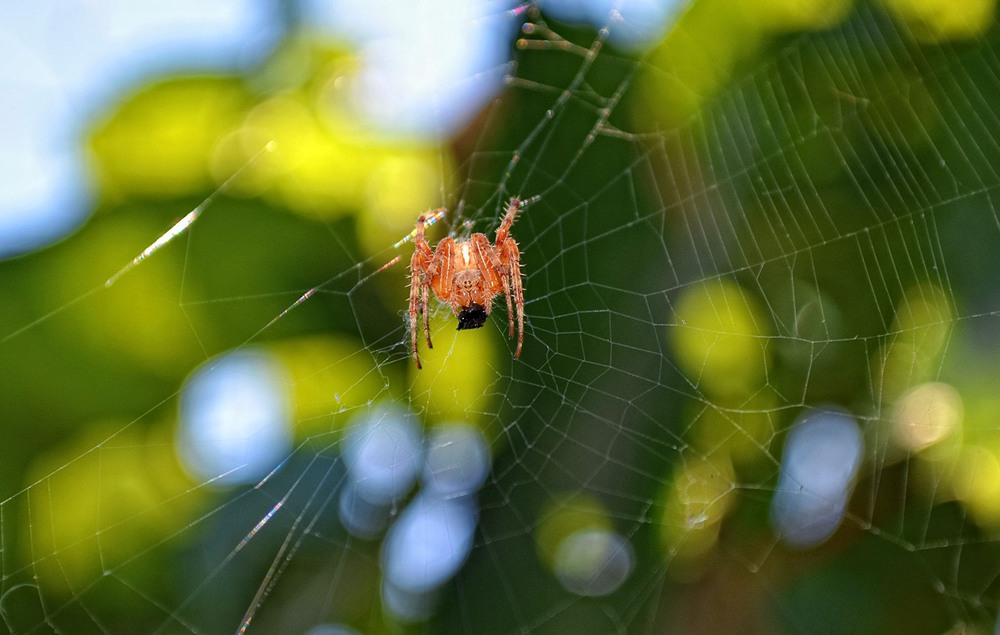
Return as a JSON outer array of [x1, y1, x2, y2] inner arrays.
[[501, 275, 514, 338], [494, 197, 521, 245], [493, 197, 525, 358], [471, 233, 503, 297], [499, 237, 524, 358], [409, 250, 427, 369], [420, 281, 431, 349], [512, 248, 524, 358], [429, 237, 455, 307], [410, 210, 444, 368]]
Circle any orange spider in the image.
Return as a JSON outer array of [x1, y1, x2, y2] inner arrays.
[[409, 197, 524, 369]]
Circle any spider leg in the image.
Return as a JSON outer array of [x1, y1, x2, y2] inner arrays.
[[492, 199, 524, 353], [409, 250, 426, 369], [415, 210, 444, 256], [514, 264, 524, 359], [471, 234, 503, 292], [409, 212, 443, 369], [421, 281, 431, 350], [503, 276, 514, 338], [493, 197, 521, 247], [429, 237, 455, 304], [496, 236, 524, 359]]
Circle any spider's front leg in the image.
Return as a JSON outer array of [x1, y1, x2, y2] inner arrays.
[[410, 212, 440, 369], [494, 197, 521, 246], [409, 251, 428, 369]]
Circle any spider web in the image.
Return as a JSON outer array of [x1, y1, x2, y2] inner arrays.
[[3, 2, 1000, 633]]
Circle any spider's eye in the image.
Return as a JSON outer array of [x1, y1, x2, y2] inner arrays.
[[457, 304, 488, 330]]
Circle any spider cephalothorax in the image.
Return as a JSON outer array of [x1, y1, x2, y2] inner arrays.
[[409, 197, 525, 369]]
